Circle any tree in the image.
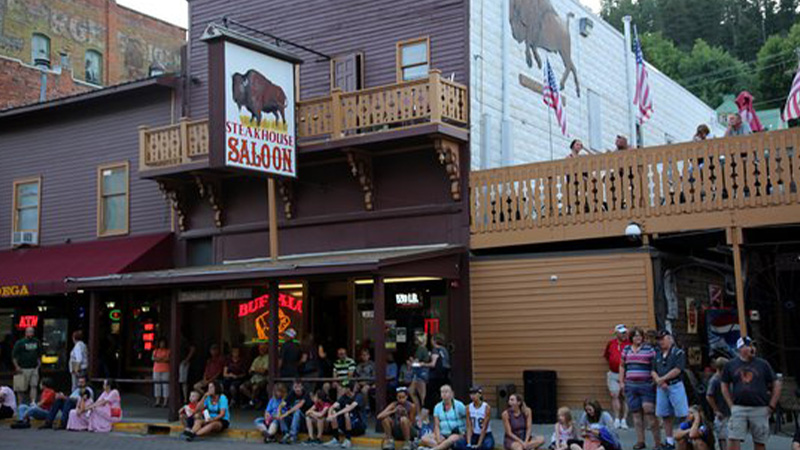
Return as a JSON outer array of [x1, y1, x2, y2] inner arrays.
[[677, 39, 754, 106], [755, 23, 800, 109], [641, 32, 684, 80]]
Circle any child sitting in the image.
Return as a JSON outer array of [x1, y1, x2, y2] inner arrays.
[[675, 406, 713, 450], [179, 391, 201, 432], [416, 408, 436, 448], [551, 407, 580, 450], [255, 383, 288, 443], [305, 389, 332, 445]]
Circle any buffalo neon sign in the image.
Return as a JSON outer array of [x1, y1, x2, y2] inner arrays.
[[238, 293, 303, 318]]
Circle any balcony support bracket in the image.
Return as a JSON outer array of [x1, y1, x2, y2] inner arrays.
[[435, 138, 461, 201], [158, 181, 190, 232], [278, 180, 295, 220], [345, 149, 374, 211], [194, 174, 224, 228]]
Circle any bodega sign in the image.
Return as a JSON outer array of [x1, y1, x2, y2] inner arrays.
[[203, 24, 301, 178]]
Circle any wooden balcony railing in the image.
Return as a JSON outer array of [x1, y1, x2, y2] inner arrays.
[[139, 71, 468, 172], [139, 118, 209, 171], [297, 70, 468, 143], [470, 128, 800, 249]]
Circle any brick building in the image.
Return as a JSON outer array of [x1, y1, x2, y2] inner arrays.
[[0, 0, 185, 110]]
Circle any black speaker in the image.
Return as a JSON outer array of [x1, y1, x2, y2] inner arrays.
[[496, 383, 516, 418], [523, 370, 557, 424]]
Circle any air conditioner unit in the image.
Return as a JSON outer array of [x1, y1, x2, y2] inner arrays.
[[12, 231, 39, 246]]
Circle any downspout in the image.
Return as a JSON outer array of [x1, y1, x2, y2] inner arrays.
[[39, 69, 47, 102], [622, 16, 636, 147], [501, 0, 512, 166]]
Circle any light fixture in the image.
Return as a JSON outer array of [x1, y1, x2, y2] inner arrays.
[[279, 283, 304, 289], [77, 289, 85, 294], [625, 222, 643, 240], [354, 277, 442, 285], [105, 302, 116, 309]]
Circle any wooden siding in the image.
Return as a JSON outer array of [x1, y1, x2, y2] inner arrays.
[[187, 0, 468, 117], [471, 252, 655, 408], [0, 89, 174, 250]]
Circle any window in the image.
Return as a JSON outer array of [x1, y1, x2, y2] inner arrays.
[[331, 53, 364, 92], [31, 33, 51, 68], [12, 178, 41, 233], [187, 238, 214, 267], [97, 162, 129, 236], [587, 90, 603, 150], [85, 50, 103, 84], [397, 37, 430, 82]]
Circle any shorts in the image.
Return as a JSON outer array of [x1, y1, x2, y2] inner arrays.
[[625, 382, 656, 412], [179, 361, 190, 383], [337, 413, 366, 436], [655, 381, 689, 418], [412, 367, 429, 383], [220, 419, 230, 430], [713, 416, 728, 441], [390, 418, 418, 440], [607, 371, 621, 395], [728, 406, 770, 444], [13, 368, 39, 392]]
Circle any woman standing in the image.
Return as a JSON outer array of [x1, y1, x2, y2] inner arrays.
[[152, 338, 170, 408], [619, 328, 660, 450], [184, 380, 230, 441], [502, 393, 544, 450], [409, 334, 430, 414], [69, 331, 88, 392]]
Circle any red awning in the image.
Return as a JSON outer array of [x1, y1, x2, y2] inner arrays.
[[0, 233, 173, 296]]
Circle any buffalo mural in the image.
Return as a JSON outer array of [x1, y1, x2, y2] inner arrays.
[[510, 0, 580, 96], [232, 69, 288, 126]]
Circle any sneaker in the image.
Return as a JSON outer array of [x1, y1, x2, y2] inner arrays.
[[633, 443, 646, 450], [183, 432, 196, 442], [620, 420, 629, 430], [280, 435, 291, 444], [383, 439, 396, 450], [314, 439, 324, 445], [324, 439, 341, 447], [613, 418, 621, 429], [340, 439, 352, 449], [401, 442, 414, 450], [38, 422, 53, 430], [660, 443, 676, 450], [11, 421, 31, 429]]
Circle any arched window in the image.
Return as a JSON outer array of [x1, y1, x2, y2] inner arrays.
[[31, 33, 51, 68], [85, 50, 103, 84]]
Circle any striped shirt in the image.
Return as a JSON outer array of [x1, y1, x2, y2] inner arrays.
[[333, 357, 356, 379], [621, 344, 656, 384]]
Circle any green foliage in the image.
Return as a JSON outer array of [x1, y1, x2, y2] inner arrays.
[[755, 23, 800, 109], [640, 32, 683, 80], [677, 40, 754, 107]]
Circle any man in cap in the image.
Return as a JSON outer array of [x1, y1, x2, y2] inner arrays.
[[721, 336, 781, 450], [604, 324, 631, 429], [651, 330, 689, 450], [280, 328, 301, 378]]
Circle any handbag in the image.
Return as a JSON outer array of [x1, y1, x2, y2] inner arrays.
[[111, 407, 122, 418]]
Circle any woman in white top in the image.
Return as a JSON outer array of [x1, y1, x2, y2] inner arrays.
[[69, 331, 89, 391], [465, 386, 494, 450]]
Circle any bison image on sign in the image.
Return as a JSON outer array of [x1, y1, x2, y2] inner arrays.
[[232, 69, 288, 126]]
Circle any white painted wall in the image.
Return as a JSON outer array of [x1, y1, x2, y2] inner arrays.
[[470, 0, 724, 170]]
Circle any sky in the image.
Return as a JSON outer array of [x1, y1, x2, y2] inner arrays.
[[116, 0, 603, 30]]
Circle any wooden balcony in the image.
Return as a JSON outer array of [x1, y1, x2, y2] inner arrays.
[[470, 128, 800, 249], [138, 70, 468, 173]]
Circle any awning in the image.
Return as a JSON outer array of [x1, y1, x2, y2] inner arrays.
[[0, 233, 173, 296], [71, 243, 465, 289]]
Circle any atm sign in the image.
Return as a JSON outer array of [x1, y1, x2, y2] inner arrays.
[[16, 315, 39, 329]]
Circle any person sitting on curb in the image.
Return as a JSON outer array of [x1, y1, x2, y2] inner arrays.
[[256, 382, 289, 443], [39, 375, 94, 429], [674, 405, 713, 450], [0, 384, 17, 420], [377, 386, 417, 450], [420, 384, 468, 450], [281, 380, 312, 444], [503, 393, 544, 450], [466, 386, 494, 450], [183, 380, 230, 441], [11, 377, 55, 429], [324, 380, 366, 449], [180, 390, 201, 433], [305, 390, 332, 445]]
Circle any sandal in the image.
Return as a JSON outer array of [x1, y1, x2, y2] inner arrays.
[[633, 443, 646, 450]]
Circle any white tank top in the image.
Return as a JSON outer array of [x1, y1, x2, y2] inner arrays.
[[468, 402, 492, 435]]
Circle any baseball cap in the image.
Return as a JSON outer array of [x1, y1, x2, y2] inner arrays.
[[614, 324, 628, 334], [736, 336, 753, 349], [657, 329, 672, 339], [285, 328, 297, 339], [469, 386, 483, 394]]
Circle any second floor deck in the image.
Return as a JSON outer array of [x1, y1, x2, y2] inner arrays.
[[470, 128, 800, 249], [138, 70, 468, 174]]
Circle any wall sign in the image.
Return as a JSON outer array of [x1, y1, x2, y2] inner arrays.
[[238, 293, 303, 318], [1, 284, 30, 297], [16, 315, 39, 329], [395, 292, 422, 307], [109, 309, 122, 322], [203, 24, 301, 178]]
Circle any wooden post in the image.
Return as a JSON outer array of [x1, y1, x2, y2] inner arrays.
[[138, 125, 148, 170], [168, 291, 181, 421], [729, 227, 748, 336], [429, 69, 442, 123], [88, 292, 99, 378], [179, 117, 189, 163], [268, 281, 280, 394], [331, 88, 343, 138], [372, 276, 387, 414], [268, 178, 279, 262]]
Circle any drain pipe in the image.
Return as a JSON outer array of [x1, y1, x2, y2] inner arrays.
[[501, 0, 512, 166], [623, 16, 636, 146], [39, 69, 47, 102]]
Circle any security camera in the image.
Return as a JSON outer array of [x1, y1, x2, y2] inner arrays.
[[625, 222, 642, 241]]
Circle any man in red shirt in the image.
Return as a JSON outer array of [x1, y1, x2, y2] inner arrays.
[[193, 344, 227, 392], [604, 324, 631, 430]]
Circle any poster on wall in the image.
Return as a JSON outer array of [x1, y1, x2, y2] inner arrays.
[[224, 41, 296, 177], [706, 308, 740, 359], [685, 297, 698, 334], [708, 284, 723, 307]]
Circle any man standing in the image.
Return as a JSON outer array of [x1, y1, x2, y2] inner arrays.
[[39, 375, 94, 429], [603, 324, 630, 429], [12, 327, 41, 405], [280, 328, 302, 378], [721, 336, 781, 450], [69, 330, 88, 391], [651, 330, 689, 450]]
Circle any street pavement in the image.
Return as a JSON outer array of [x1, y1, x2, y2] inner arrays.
[[1, 425, 796, 450]]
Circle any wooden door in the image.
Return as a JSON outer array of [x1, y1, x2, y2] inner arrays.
[[331, 53, 362, 92]]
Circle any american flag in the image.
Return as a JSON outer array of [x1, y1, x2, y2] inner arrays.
[[543, 59, 567, 136], [782, 63, 800, 122], [633, 26, 653, 123]]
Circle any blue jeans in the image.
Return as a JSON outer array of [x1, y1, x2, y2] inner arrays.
[[18, 404, 49, 422], [46, 397, 77, 426], [289, 410, 304, 437], [655, 381, 689, 418]]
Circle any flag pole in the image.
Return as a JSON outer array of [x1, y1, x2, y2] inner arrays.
[[548, 106, 554, 161]]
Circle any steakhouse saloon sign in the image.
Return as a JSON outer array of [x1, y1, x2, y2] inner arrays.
[[203, 25, 300, 178]]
